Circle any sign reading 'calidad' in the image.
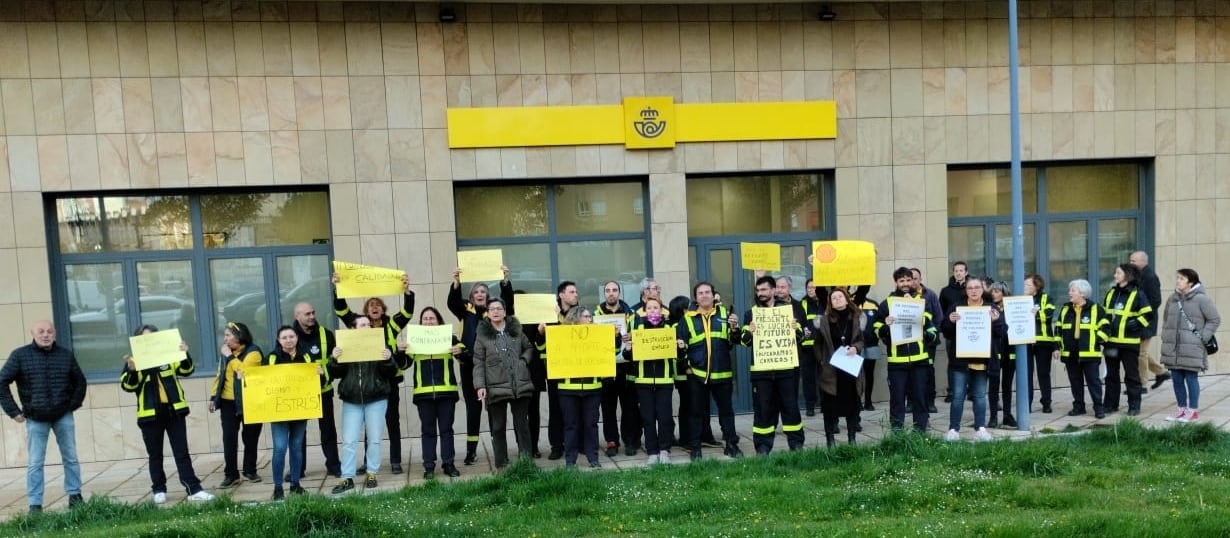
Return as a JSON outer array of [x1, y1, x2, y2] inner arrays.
[[332, 261, 405, 299]]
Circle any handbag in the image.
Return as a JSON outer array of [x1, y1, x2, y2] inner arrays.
[[1177, 299, 1218, 355]]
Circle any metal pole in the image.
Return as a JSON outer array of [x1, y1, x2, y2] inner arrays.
[[1008, 0, 1030, 431]]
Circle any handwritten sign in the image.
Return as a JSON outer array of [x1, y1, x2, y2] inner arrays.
[[888, 297, 925, 345], [332, 261, 405, 299], [955, 306, 993, 358], [752, 306, 799, 370], [1003, 296, 1037, 345], [242, 362, 323, 424], [457, 249, 504, 282], [334, 328, 387, 362], [740, 242, 781, 271], [811, 240, 876, 286], [406, 324, 453, 355], [129, 329, 186, 371], [513, 293, 559, 325], [545, 324, 616, 379], [594, 314, 627, 334], [631, 327, 677, 361]]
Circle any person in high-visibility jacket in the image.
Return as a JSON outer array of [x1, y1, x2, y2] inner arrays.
[[333, 272, 415, 475], [875, 267, 940, 433], [677, 281, 743, 461], [1024, 274, 1058, 413], [209, 322, 264, 488], [557, 306, 607, 468], [407, 307, 463, 480], [447, 265, 514, 465], [262, 325, 326, 501], [1053, 279, 1112, 418], [1102, 263, 1153, 416], [121, 325, 214, 504], [740, 276, 804, 455], [625, 297, 676, 464]]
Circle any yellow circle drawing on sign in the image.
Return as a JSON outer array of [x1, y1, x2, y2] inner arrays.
[[814, 243, 838, 264]]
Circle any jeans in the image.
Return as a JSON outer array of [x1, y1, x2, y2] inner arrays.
[[26, 413, 82, 507], [140, 406, 202, 495], [950, 368, 988, 430], [341, 399, 388, 479], [271, 420, 307, 488], [1171, 369, 1201, 409]]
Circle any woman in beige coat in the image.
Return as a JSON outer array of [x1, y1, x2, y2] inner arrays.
[[1160, 268, 1221, 423], [812, 287, 865, 447]]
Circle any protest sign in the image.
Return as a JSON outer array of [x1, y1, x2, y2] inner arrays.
[[811, 240, 876, 286], [242, 363, 323, 424], [332, 261, 405, 299], [631, 327, 677, 361], [335, 328, 387, 362], [129, 329, 185, 371], [457, 249, 504, 282], [545, 324, 616, 379], [752, 305, 799, 370], [740, 242, 781, 271], [406, 324, 453, 355]]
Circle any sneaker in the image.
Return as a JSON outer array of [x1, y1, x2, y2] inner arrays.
[[331, 479, 354, 495], [68, 494, 85, 508], [1179, 410, 1199, 423], [443, 465, 461, 477], [272, 487, 285, 501], [659, 450, 671, 464], [647, 454, 660, 465], [152, 492, 167, 504], [364, 473, 378, 488], [219, 476, 241, 489], [242, 472, 262, 483], [289, 486, 306, 495], [1165, 408, 1188, 422], [944, 429, 961, 442], [974, 428, 994, 441], [605, 442, 619, 457], [186, 487, 214, 502]]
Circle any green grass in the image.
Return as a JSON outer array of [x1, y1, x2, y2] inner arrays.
[[7, 420, 1230, 537]]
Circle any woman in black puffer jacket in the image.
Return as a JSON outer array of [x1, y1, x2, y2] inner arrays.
[[326, 316, 404, 494]]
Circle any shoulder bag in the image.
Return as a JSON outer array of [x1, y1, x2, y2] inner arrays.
[[1177, 299, 1219, 355]]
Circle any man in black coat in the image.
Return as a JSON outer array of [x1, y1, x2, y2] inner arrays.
[[938, 261, 969, 403], [0, 320, 88, 514], [1130, 251, 1170, 389]]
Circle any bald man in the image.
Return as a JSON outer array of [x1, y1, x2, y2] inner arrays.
[[1130, 251, 1169, 389], [0, 321, 88, 514], [292, 302, 341, 479]]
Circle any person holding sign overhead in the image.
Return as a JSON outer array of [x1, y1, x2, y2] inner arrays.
[[473, 298, 537, 468], [328, 316, 405, 494], [740, 276, 805, 455], [407, 307, 463, 480], [678, 282, 744, 461], [812, 289, 865, 448], [1053, 280, 1112, 418], [121, 325, 214, 504], [263, 326, 326, 500], [940, 278, 1005, 442], [209, 322, 264, 488], [557, 306, 607, 468], [625, 297, 676, 465], [448, 265, 514, 466], [874, 268, 940, 434], [333, 271, 415, 475]]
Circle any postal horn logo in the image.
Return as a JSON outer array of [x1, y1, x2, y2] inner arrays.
[[633, 107, 667, 139]]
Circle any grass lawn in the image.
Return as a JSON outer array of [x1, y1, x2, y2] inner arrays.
[[5, 420, 1230, 537]]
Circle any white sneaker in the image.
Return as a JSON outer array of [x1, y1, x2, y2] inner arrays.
[[944, 429, 961, 441], [974, 428, 994, 442], [1165, 408, 1188, 422], [646, 454, 659, 465], [187, 490, 216, 502], [152, 492, 167, 504], [1178, 409, 1199, 423], [659, 450, 671, 464]]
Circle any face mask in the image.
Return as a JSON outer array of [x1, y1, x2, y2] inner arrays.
[[647, 313, 664, 325]]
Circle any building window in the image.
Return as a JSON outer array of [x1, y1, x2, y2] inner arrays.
[[946, 161, 1150, 294], [48, 188, 333, 381], [454, 180, 651, 305]]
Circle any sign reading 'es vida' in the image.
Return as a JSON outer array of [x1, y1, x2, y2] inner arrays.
[[752, 305, 799, 370]]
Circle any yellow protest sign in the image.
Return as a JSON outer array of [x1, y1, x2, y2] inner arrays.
[[811, 240, 876, 286], [752, 305, 799, 370], [332, 261, 405, 299], [740, 242, 781, 271], [242, 362, 323, 424], [631, 327, 677, 361], [128, 329, 186, 371], [457, 249, 504, 282], [334, 328, 387, 362], [406, 324, 453, 355], [545, 324, 616, 379], [513, 293, 559, 325]]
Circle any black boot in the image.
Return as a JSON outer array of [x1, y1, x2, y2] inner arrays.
[[1002, 413, 1017, 428], [987, 411, 999, 429], [825, 433, 836, 448], [464, 440, 478, 466], [1068, 405, 1086, 416]]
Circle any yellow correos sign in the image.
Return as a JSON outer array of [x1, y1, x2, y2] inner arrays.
[[447, 97, 836, 150]]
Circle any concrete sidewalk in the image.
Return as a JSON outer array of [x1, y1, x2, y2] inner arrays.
[[4, 374, 1228, 520]]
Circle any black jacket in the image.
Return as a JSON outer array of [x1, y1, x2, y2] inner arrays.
[[940, 299, 1007, 372], [939, 277, 966, 322], [1138, 265, 1163, 338], [0, 341, 88, 422], [447, 281, 514, 367], [327, 350, 403, 405]]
